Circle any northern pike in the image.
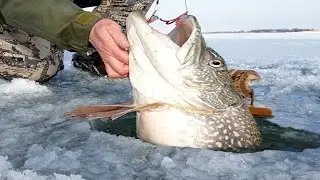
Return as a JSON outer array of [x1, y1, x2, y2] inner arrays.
[[65, 10, 262, 151]]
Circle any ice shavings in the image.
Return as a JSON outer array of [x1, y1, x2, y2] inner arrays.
[[0, 78, 51, 97], [0, 156, 85, 180]]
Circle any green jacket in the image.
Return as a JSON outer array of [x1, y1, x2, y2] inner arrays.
[[0, 0, 102, 54]]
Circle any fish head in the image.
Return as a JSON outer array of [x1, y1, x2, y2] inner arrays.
[[126, 10, 243, 108], [126, 10, 205, 77], [126, 11, 261, 150]]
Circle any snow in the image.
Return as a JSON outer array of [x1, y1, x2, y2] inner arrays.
[[1, 32, 320, 179]]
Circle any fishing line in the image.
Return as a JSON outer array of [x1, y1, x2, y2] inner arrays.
[[184, 0, 188, 12], [147, 0, 189, 24]]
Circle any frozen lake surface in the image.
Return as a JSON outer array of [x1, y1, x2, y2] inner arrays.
[[1, 32, 320, 179]]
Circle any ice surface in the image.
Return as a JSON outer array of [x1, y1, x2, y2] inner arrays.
[[1, 32, 320, 179], [204, 32, 320, 40]]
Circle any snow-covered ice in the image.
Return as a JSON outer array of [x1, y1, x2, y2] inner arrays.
[[1, 32, 320, 179]]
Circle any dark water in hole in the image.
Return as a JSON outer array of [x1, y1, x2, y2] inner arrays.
[[90, 114, 320, 152]]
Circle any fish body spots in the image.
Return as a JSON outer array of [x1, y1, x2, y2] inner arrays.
[[223, 129, 227, 134], [217, 124, 224, 129], [215, 142, 222, 148], [194, 108, 261, 150], [212, 132, 219, 137], [233, 131, 240, 137]]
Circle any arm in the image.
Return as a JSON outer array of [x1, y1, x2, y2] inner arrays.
[[0, 0, 102, 54]]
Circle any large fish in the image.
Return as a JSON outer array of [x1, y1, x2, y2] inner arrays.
[[65, 10, 262, 151]]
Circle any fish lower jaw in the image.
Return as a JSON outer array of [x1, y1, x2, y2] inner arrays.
[[135, 108, 261, 151]]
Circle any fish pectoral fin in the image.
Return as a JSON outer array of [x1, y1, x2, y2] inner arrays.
[[64, 103, 136, 121], [64, 102, 165, 121]]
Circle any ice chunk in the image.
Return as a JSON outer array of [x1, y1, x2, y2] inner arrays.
[[161, 157, 176, 168], [0, 78, 51, 96], [0, 156, 85, 180]]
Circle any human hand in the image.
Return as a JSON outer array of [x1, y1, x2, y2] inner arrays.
[[89, 19, 129, 78]]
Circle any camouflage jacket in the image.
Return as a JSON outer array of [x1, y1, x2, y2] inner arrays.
[[0, 0, 102, 54]]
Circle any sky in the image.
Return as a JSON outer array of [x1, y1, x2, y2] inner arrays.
[[149, 0, 320, 32]]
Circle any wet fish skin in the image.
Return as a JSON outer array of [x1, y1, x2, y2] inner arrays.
[[128, 11, 261, 150]]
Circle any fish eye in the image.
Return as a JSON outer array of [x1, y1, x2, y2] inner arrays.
[[208, 59, 224, 68]]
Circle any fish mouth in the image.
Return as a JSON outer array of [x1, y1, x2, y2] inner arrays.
[[126, 10, 205, 69], [126, 10, 198, 46]]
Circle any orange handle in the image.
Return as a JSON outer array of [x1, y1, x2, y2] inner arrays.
[[248, 106, 273, 118]]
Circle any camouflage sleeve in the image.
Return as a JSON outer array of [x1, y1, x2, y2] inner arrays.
[[0, 0, 103, 54]]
